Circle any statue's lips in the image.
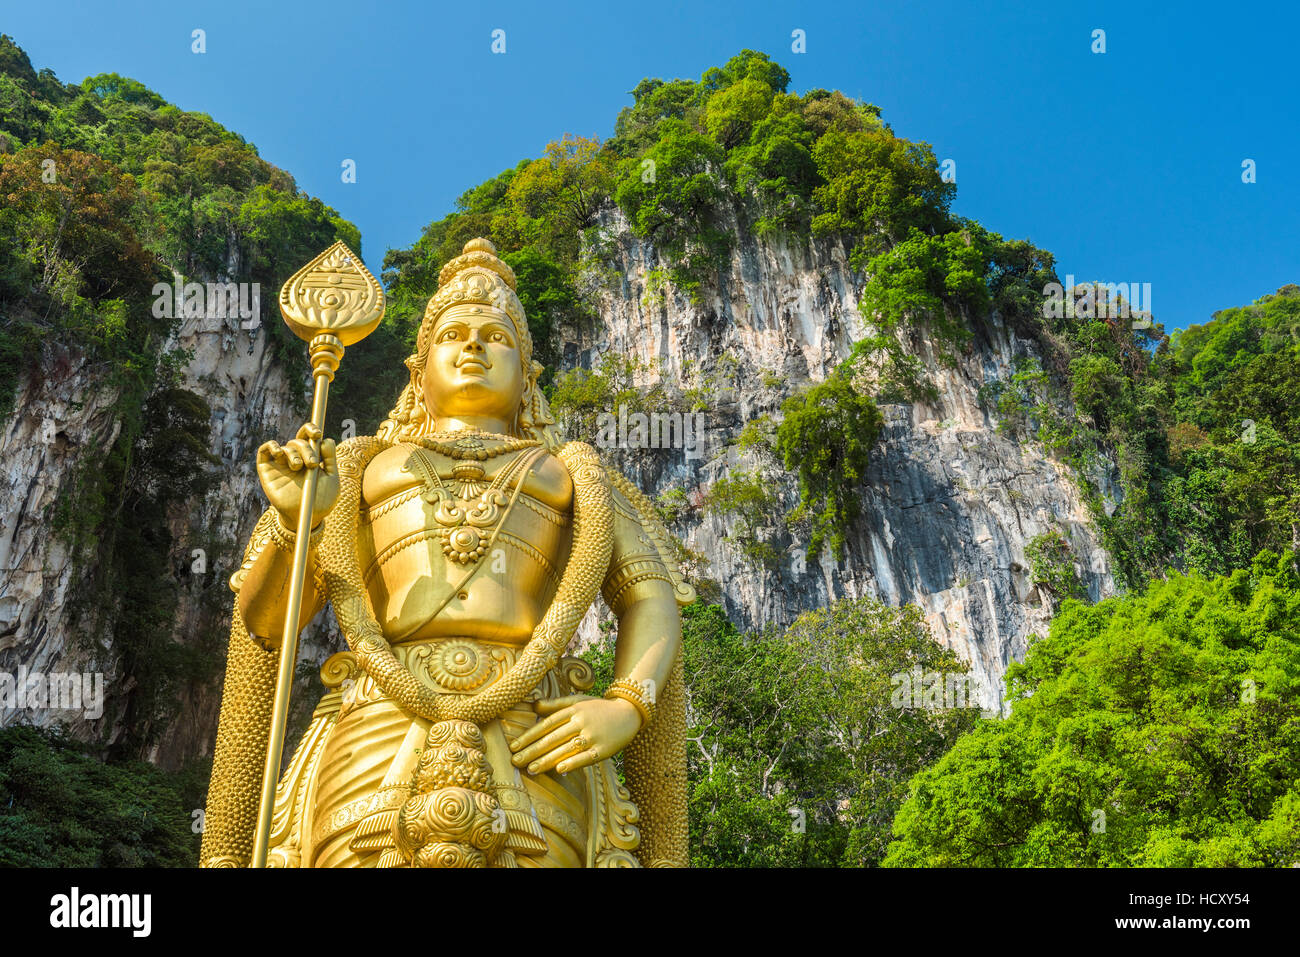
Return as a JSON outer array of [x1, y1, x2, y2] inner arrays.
[[454, 359, 489, 376]]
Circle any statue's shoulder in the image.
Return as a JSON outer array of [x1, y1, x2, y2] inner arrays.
[[600, 462, 697, 609], [336, 433, 391, 465], [333, 434, 405, 488]]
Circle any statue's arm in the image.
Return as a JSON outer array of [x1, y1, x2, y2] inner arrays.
[[509, 476, 690, 777], [602, 487, 683, 703], [235, 424, 342, 648], [232, 515, 328, 650]]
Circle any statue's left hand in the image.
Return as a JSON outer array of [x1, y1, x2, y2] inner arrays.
[[509, 695, 642, 776]]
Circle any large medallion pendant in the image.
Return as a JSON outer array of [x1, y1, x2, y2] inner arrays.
[[435, 488, 510, 565], [442, 524, 488, 564]]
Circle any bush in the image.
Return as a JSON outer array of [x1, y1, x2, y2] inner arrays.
[[775, 370, 883, 560], [885, 552, 1300, 867], [0, 725, 203, 866], [681, 598, 979, 866]]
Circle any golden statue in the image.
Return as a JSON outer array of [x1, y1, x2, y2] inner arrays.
[[201, 238, 693, 868]]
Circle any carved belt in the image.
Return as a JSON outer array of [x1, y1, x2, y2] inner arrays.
[[313, 644, 597, 861], [341, 639, 595, 712]]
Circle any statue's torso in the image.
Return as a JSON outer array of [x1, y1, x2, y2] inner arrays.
[[358, 442, 574, 645]]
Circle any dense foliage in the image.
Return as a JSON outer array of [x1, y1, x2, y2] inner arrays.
[[0, 38, 359, 378], [0, 726, 204, 866], [987, 280, 1300, 590], [886, 552, 1300, 866]]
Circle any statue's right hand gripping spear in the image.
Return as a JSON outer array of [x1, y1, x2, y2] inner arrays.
[[249, 241, 384, 868]]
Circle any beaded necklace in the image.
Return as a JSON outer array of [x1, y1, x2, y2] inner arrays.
[[404, 443, 545, 565], [415, 430, 540, 462]]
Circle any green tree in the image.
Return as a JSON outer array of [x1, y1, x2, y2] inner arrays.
[[705, 77, 776, 149], [1024, 529, 1084, 607], [885, 552, 1300, 867], [0, 143, 156, 305], [677, 598, 979, 866], [613, 119, 730, 293], [500, 134, 614, 261], [811, 127, 953, 263]]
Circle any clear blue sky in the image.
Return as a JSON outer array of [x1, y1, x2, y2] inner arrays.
[[4, 0, 1297, 330]]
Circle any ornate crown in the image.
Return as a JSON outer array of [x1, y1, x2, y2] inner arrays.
[[419, 238, 532, 369]]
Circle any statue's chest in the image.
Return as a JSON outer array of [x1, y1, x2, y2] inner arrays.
[[361, 443, 568, 511], [359, 443, 572, 584]]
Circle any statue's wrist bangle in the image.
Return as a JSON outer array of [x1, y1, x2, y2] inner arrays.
[[270, 512, 324, 554], [604, 678, 656, 727]]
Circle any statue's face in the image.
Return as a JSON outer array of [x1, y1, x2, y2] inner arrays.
[[422, 303, 526, 423]]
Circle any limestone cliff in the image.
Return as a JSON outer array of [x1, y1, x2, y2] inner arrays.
[[0, 347, 122, 731], [567, 203, 1115, 711], [0, 261, 329, 765]]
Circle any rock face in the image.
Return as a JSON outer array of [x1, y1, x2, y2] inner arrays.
[[0, 271, 323, 764], [0, 346, 123, 736], [0, 201, 1114, 764], [147, 281, 313, 767], [567, 203, 1115, 711]]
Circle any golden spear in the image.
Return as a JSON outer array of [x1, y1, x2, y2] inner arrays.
[[249, 241, 384, 868]]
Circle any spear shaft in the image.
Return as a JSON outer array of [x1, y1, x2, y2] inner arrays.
[[250, 334, 341, 868], [243, 241, 383, 869]]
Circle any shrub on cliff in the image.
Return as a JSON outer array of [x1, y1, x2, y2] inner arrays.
[[775, 368, 884, 561]]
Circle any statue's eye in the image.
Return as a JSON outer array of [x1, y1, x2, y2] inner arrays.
[[438, 329, 460, 342]]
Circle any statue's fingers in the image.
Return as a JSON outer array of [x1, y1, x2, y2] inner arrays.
[[525, 736, 589, 776], [513, 724, 579, 769], [511, 721, 576, 767], [534, 695, 589, 715], [555, 748, 601, 776], [510, 710, 566, 751], [320, 438, 337, 475], [288, 439, 319, 469], [257, 440, 281, 466], [296, 422, 322, 444], [284, 446, 303, 470]]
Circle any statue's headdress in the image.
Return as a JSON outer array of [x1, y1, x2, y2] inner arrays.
[[377, 238, 558, 446]]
